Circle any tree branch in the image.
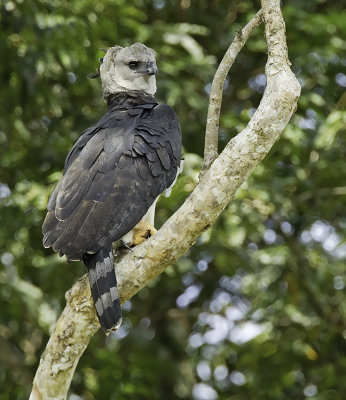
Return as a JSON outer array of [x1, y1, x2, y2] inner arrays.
[[30, 1, 300, 398], [203, 9, 263, 170]]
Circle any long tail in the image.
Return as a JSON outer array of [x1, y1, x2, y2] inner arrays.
[[83, 247, 122, 333]]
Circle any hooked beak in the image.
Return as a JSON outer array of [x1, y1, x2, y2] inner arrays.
[[87, 69, 100, 79], [137, 62, 158, 77]]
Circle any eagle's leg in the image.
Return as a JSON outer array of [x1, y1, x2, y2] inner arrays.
[[121, 199, 158, 247], [132, 197, 158, 245]]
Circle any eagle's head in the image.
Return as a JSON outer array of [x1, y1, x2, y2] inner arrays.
[[98, 43, 157, 97]]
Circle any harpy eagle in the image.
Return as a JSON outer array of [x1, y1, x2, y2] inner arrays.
[[42, 43, 182, 333]]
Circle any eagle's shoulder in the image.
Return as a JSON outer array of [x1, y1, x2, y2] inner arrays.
[[140, 102, 181, 147], [63, 106, 138, 173], [147, 103, 180, 128]]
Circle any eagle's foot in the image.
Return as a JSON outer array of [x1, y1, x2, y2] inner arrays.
[[132, 221, 157, 246]]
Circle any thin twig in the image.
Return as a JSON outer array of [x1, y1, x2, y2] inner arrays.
[[202, 9, 263, 170]]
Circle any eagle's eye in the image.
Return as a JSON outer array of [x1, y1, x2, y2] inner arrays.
[[128, 61, 140, 70]]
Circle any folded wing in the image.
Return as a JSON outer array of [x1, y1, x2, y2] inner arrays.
[[42, 103, 182, 261]]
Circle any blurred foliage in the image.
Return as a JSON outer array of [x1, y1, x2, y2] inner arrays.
[[1, 0, 346, 399]]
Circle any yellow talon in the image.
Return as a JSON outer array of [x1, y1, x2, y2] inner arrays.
[[132, 221, 157, 246]]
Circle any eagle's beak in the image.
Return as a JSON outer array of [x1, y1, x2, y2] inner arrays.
[[87, 69, 100, 79], [137, 62, 158, 77], [146, 62, 158, 76]]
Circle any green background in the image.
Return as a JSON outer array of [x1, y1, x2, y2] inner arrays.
[[1, 0, 346, 399]]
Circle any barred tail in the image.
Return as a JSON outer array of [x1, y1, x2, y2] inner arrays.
[[83, 247, 122, 333]]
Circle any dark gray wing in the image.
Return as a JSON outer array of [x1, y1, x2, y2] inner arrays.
[[42, 104, 182, 261]]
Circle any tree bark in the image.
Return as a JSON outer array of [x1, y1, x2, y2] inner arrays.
[[202, 9, 263, 170], [30, 1, 301, 398]]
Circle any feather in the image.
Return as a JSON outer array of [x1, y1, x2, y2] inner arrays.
[[117, 154, 132, 169], [47, 180, 62, 211], [157, 146, 171, 170], [146, 152, 157, 162], [79, 134, 104, 165], [97, 152, 118, 173], [84, 171, 117, 202], [103, 133, 123, 154], [133, 135, 153, 155], [135, 158, 151, 180], [148, 158, 162, 177], [84, 247, 122, 332]]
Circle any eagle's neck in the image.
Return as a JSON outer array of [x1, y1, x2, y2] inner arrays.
[[106, 91, 157, 110]]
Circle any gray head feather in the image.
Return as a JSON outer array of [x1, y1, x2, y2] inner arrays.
[[100, 43, 157, 97]]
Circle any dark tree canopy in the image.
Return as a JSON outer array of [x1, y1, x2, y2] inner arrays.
[[0, 0, 345, 399]]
